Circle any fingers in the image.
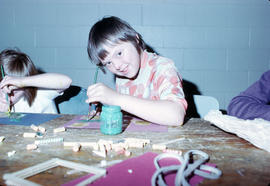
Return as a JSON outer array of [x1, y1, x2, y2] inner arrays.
[[86, 83, 105, 103], [0, 76, 20, 90], [85, 83, 117, 105], [0, 90, 9, 104]]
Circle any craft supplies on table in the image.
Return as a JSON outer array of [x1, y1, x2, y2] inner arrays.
[[63, 151, 221, 186]]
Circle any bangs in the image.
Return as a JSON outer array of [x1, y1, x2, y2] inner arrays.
[[5, 61, 30, 77]]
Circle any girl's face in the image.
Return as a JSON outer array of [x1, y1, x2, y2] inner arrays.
[[101, 41, 142, 79]]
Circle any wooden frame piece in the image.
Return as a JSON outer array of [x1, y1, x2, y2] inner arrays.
[[3, 158, 106, 186]]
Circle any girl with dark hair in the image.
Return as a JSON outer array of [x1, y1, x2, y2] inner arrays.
[[0, 49, 72, 113], [86, 16, 187, 126]]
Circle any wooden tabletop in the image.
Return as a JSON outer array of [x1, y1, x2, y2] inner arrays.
[[0, 114, 269, 186]]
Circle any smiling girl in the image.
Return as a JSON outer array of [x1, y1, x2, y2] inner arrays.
[[86, 16, 187, 126]]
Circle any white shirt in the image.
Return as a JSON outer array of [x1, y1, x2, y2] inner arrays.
[[13, 90, 61, 114]]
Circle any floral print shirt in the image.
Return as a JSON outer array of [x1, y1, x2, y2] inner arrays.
[[116, 50, 187, 110]]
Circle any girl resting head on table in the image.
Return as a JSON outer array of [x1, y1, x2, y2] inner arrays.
[[86, 16, 187, 126], [0, 48, 72, 114]]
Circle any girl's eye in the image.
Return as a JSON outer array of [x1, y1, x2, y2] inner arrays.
[[117, 52, 122, 56], [105, 61, 112, 66]]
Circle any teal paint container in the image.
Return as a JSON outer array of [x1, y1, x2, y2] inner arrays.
[[100, 105, 122, 135]]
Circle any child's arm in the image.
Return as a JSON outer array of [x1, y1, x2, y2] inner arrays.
[[86, 83, 185, 126], [0, 73, 72, 94], [0, 89, 9, 112]]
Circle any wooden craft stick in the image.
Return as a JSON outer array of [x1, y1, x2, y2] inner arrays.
[[23, 133, 36, 138], [63, 142, 98, 150], [0, 136, 5, 142], [53, 127, 66, 133], [3, 158, 106, 186], [35, 138, 63, 145]]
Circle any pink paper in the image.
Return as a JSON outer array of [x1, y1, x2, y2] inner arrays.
[[63, 115, 168, 132], [125, 118, 168, 132], [62, 152, 215, 186]]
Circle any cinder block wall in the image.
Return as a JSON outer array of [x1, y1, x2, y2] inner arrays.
[[0, 0, 269, 111]]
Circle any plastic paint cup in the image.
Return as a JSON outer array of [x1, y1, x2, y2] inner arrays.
[[100, 105, 122, 135]]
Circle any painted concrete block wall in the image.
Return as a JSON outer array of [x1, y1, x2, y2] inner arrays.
[[0, 0, 269, 111]]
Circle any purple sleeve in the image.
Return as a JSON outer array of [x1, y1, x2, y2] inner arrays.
[[227, 70, 270, 121]]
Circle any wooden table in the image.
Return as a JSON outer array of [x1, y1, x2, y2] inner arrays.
[[0, 114, 269, 186]]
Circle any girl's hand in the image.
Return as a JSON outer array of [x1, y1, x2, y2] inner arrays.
[[0, 90, 9, 112], [86, 83, 120, 106], [0, 76, 23, 94]]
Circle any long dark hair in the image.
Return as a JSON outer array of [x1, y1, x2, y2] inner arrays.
[[0, 49, 38, 106]]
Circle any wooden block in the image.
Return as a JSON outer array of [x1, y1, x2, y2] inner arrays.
[[63, 142, 99, 150], [163, 149, 182, 155], [23, 133, 36, 138], [112, 145, 125, 152], [152, 144, 167, 150], [26, 144, 38, 150], [124, 150, 132, 157], [0, 136, 5, 142], [53, 127, 66, 133], [72, 143, 81, 152], [30, 124, 39, 132]]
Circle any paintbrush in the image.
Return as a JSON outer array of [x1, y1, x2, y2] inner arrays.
[[87, 67, 99, 120], [0, 65, 11, 116]]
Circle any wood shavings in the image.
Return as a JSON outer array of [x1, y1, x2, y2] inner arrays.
[[204, 110, 270, 153]]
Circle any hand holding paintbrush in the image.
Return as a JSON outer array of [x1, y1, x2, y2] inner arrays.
[[87, 67, 99, 120], [0, 65, 11, 115]]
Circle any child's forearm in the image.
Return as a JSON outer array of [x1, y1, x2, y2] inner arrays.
[[20, 73, 72, 90], [117, 94, 185, 126]]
